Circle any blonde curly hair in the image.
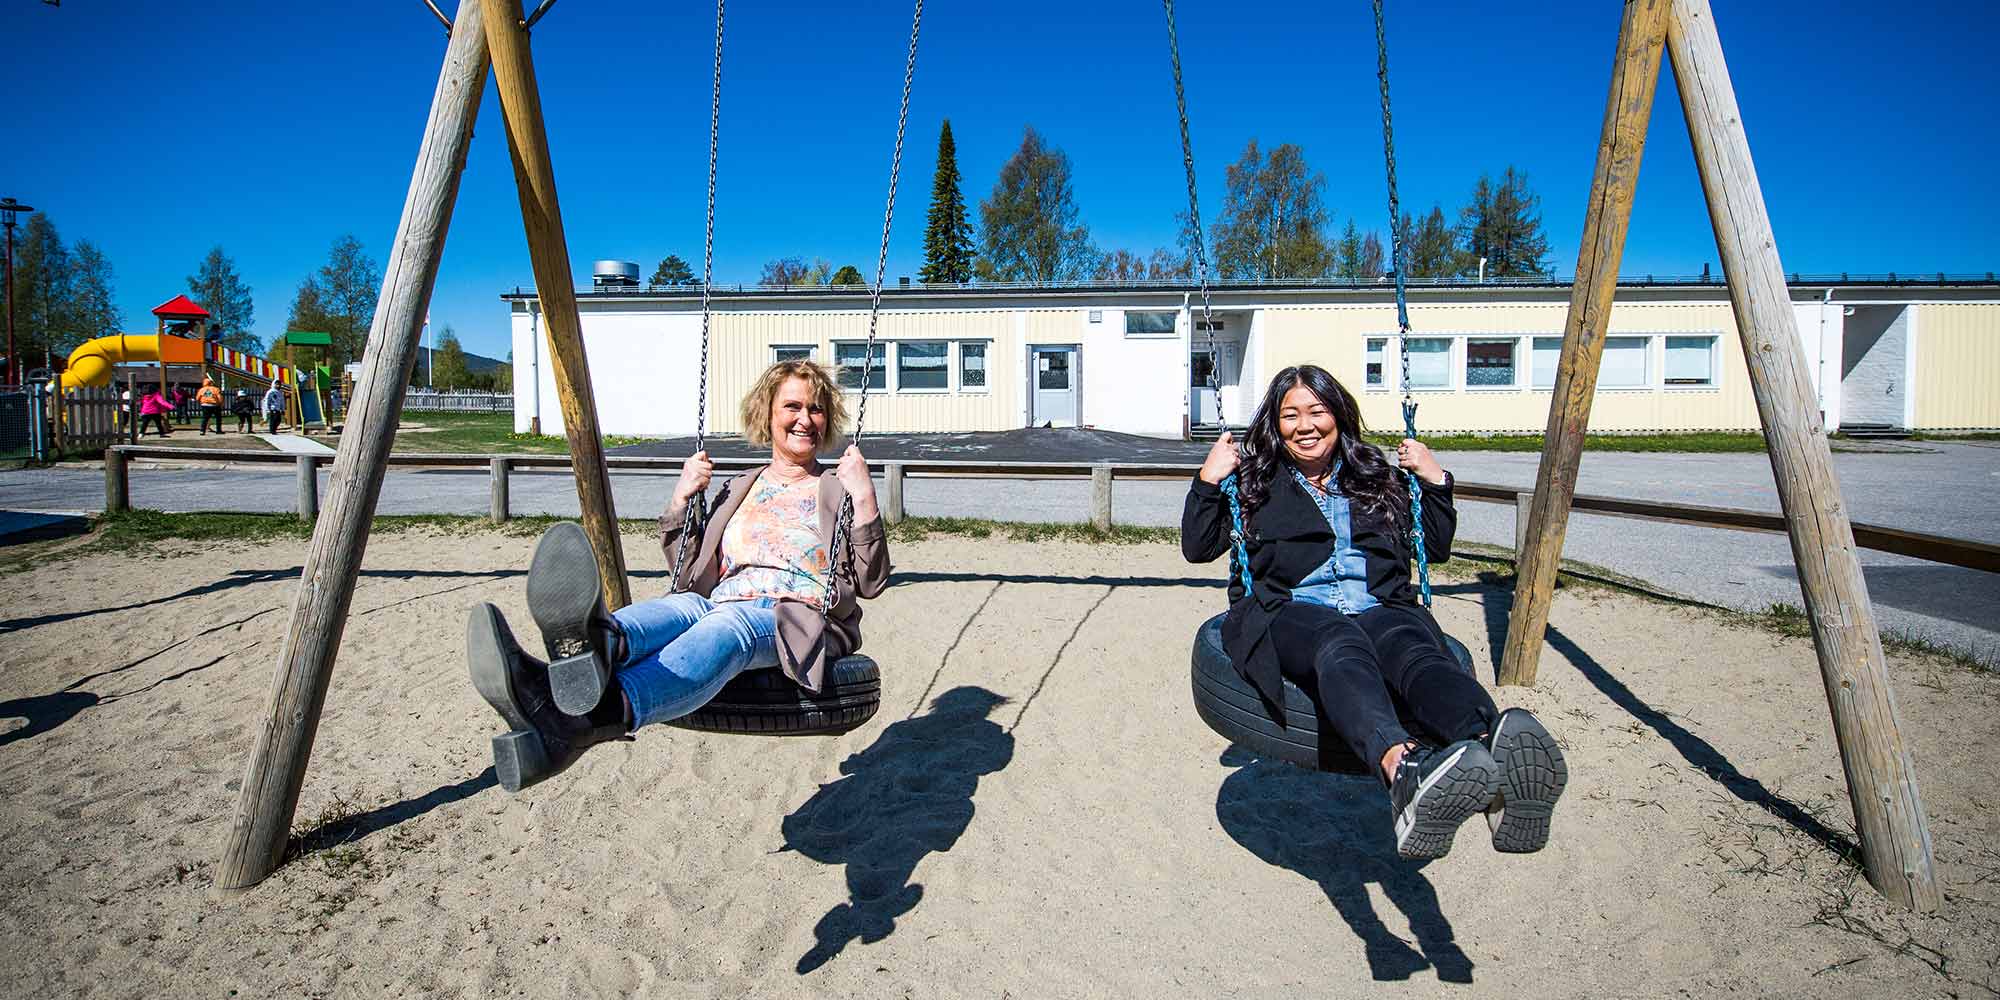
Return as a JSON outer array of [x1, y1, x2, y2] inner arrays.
[[739, 359, 850, 447]]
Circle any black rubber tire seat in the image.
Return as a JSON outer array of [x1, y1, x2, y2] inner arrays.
[[1190, 613, 1475, 775], [668, 655, 881, 736]]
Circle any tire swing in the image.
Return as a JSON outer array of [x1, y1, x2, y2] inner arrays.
[[1167, 0, 1474, 775], [662, 0, 922, 737]]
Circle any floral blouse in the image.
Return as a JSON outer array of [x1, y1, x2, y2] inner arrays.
[[708, 472, 831, 606]]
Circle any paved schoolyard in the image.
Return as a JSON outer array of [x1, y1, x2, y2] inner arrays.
[[2, 437, 1994, 664]]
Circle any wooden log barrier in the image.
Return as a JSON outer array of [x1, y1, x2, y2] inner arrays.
[[490, 457, 510, 522]]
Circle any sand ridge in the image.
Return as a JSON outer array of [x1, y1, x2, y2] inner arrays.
[[0, 527, 1995, 998]]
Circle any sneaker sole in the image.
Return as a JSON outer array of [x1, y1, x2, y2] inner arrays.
[[527, 522, 611, 717], [466, 602, 542, 793], [1488, 711, 1569, 853], [1394, 744, 1501, 860]]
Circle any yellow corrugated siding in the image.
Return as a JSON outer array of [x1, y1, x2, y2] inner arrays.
[[1024, 309, 1087, 344], [709, 310, 1019, 435], [1912, 303, 2000, 429], [1258, 301, 1763, 433]]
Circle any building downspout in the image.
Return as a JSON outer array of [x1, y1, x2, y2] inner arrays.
[[1815, 289, 1833, 432], [1181, 291, 1193, 439], [528, 301, 542, 436]]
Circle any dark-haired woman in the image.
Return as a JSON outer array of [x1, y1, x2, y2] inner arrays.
[[1182, 364, 1567, 859]]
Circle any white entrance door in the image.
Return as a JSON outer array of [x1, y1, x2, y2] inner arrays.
[[1032, 346, 1078, 427]]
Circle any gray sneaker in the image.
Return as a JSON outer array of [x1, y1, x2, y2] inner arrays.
[[1483, 708, 1569, 853], [1389, 739, 1501, 860]]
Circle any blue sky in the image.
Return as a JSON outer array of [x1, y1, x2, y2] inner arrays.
[[7, 1, 1995, 362]]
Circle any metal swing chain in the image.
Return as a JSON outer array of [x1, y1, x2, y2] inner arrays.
[[1373, 0, 1431, 607], [670, 0, 726, 592], [822, 0, 923, 622], [1164, 0, 1250, 598]]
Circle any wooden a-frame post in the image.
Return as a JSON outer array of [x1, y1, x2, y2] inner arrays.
[[215, 0, 492, 891], [478, 0, 630, 610], [1501, 0, 1938, 910]]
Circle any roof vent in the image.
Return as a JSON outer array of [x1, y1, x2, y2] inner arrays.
[[592, 260, 641, 289]]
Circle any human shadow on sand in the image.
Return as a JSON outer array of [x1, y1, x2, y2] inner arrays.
[[1215, 746, 1475, 983], [1446, 574, 1860, 861], [780, 686, 1014, 974]]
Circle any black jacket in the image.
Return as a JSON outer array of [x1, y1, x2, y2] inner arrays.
[[1181, 466, 1457, 716]]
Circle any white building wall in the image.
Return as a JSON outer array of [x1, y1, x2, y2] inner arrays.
[[1841, 305, 1909, 427], [513, 306, 703, 437], [1080, 309, 1188, 437]]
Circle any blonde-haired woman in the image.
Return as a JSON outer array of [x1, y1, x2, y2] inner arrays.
[[468, 360, 892, 791]]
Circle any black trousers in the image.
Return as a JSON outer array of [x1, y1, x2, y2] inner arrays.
[[1267, 600, 1497, 781], [266, 411, 281, 435], [199, 405, 223, 433], [235, 412, 253, 432], [144, 414, 172, 437]]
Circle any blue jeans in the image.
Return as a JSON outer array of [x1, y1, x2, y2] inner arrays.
[[612, 593, 780, 729]]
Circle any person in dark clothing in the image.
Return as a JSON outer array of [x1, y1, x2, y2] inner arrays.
[[229, 389, 257, 433], [195, 377, 224, 434], [1182, 364, 1567, 860], [262, 382, 285, 435]]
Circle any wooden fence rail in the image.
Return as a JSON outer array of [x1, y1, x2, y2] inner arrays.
[[105, 444, 2000, 575]]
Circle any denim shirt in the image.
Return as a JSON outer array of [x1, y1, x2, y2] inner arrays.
[[1287, 464, 1380, 616]]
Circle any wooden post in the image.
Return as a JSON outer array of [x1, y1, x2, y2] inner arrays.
[[490, 457, 510, 523], [213, 0, 490, 893], [479, 0, 630, 609], [1514, 491, 1533, 556], [1091, 464, 1113, 531], [104, 447, 128, 514], [882, 463, 905, 524], [1498, 0, 1670, 688], [295, 456, 319, 521], [1666, 0, 1937, 911]]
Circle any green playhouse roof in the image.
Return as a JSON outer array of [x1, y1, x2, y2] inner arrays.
[[281, 331, 334, 346]]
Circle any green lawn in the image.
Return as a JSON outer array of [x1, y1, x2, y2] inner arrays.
[[380, 411, 649, 454], [1363, 431, 1770, 453]]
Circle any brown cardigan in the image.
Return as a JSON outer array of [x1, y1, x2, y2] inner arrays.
[[658, 465, 893, 694]]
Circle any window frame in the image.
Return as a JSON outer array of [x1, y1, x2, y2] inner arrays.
[[1463, 336, 1522, 391], [1362, 337, 1389, 390], [831, 340, 889, 392], [956, 340, 991, 394], [1400, 335, 1456, 392], [894, 340, 951, 394], [1597, 335, 1653, 389], [770, 344, 816, 364], [1124, 310, 1180, 339], [1662, 334, 1721, 389]]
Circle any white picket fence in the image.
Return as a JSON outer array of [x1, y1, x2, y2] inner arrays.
[[403, 390, 512, 413]]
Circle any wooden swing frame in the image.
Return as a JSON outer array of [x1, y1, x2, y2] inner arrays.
[[214, 0, 1938, 913]]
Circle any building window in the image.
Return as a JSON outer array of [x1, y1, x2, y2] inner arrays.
[[1194, 318, 1225, 332], [1532, 337, 1562, 388], [1664, 335, 1717, 386], [897, 341, 949, 391], [772, 345, 814, 363], [1405, 337, 1452, 388], [1365, 337, 1387, 387], [1600, 336, 1650, 388], [834, 342, 887, 391], [959, 342, 988, 390], [1126, 310, 1178, 337], [1466, 337, 1519, 387]]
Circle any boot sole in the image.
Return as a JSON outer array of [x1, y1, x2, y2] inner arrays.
[[1487, 711, 1569, 853], [467, 602, 544, 793], [1394, 743, 1501, 860], [527, 522, 612, 717]]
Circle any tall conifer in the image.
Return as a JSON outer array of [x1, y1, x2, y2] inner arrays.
[[920, 120, 974, 284]]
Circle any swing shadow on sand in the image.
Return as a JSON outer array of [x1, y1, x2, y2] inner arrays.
[[779, 685, 1015, 975], [1215, 746, 1475, 983]]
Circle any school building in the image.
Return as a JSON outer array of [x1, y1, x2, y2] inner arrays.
[[504, 271, 2000, 440]]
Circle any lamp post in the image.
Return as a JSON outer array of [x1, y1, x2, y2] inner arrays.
[[1, 198, 34, 388]]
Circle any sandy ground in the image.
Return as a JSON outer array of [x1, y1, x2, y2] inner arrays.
[[1, 527, 1996, 999]]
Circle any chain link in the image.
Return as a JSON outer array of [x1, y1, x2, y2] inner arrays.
[[671, 0, 726, 591], [823, 0, 924, 622], [1163, 0, 1218, 393], [1372, 0, 1430, 607]]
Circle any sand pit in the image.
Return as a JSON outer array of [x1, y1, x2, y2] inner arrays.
[[1, 526, 1996, 998]]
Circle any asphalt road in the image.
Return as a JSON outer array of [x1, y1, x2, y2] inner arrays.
[[4, 439, 1994, 665]]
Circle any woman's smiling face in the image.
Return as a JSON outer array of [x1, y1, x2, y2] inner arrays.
[[1276, 383, 1338, 468], [770, 376, 828, 464]]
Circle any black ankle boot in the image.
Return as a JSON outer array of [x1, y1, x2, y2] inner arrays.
[[467, 602, 629, 793], [526, 522, 628, 716]]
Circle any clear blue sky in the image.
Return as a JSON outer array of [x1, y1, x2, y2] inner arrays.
[[7, 1, 1995, 362]]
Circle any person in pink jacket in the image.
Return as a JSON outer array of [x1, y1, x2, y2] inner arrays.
[[137, 388, 175, 438]]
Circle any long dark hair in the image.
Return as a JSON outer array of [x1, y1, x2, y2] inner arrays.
[[1237, 364, 1405, 527]]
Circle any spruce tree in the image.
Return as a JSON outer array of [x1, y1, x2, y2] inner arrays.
[[920, 120, 974, 284], [651, 255, 694, 287], [1456, 167, 1550, 278], [1334, 220, 1365, 280], [188, 245, 258, 352]]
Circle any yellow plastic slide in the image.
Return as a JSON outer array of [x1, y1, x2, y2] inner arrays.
[[57, 334, 205, 390]]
